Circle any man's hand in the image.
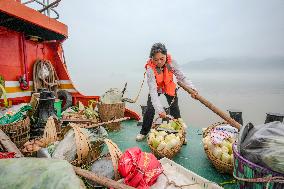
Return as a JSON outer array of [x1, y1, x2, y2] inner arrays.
[[159, 112, 167, 118], [191, 90, 198, 99]]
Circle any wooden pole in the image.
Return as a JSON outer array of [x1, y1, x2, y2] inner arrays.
[[61, 117, 130, 129], [177, 81, 241, 130], [73, 166, 135, 189], [0, 129, 24, 157]]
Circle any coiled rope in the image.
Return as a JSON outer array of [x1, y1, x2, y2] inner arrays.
[[33, 59, 60, 92]]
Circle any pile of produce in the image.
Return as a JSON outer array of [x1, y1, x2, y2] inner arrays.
[[203, 136, 235, 164], [148, 119, 186, 158], [21, 138, 46, 153], [62, 101, 99, 122], [22, 117, 58, 154], [202, 123, 238, 173]]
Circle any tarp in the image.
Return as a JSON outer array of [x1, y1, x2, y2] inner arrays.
[[0, 158, 85, 189]]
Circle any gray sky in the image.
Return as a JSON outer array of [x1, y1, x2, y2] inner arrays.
[[56, 0, 284, 94]]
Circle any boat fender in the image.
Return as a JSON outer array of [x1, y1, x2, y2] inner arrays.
[[57, 89, 72, 111]]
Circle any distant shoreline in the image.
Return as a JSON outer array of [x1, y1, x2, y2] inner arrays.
[[181, 57, 284, 71]]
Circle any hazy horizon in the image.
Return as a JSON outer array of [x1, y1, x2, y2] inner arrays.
[[44, 1, 284, 127]]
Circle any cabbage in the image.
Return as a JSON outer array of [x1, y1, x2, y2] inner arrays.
[[221, 146, 229, 154], [152, 138, 161, 149], [169, 138, 179, 148], [202, 136, 210, 146], [221, 152, 231, 163], [170, 121, 178, 130], [148, 133, 155, 140], [212, 147, 222, 159], [178, 118, 187, 129], [221, 140, 233, 155], [165, 134, 176, 143], [157, 141, 166, 151], [157, 131, 167, 138], [156, 135, 164, 142]]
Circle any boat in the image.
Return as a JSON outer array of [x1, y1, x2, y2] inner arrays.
[[0, 1, 238, 188], [0, 0, 140, 121]]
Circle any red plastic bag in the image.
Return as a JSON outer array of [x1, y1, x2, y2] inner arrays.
[[0, 152, 15, 159], [118, 147, 163, 189]]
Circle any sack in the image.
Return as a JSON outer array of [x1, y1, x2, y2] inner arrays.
[[118, 147, 163, 189], [240, 121, 284, 174]]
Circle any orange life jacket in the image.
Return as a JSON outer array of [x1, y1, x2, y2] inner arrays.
[[145, 54, 176, 96]]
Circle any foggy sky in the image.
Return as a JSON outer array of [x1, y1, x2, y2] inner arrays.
[[55, 0, 284, 94]]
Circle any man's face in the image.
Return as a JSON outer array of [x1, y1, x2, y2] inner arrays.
[[152, 52, 167, 68]]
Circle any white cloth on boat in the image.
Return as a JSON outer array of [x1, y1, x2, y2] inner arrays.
[[147, 60, 196, 114], [209, 124, 238, 145]]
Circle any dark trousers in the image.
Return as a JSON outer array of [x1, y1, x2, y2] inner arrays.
[[140, 93, 181, 135]]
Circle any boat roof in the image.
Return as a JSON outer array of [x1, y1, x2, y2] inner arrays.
[[0, 0, 67, 41]]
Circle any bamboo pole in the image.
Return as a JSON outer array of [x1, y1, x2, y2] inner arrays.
[[61, 117, 130, 129], [73, 166, 135, 189], [177, 81, 241, 130], [0, 129, 24, 157], [84, 117, 130, 129]]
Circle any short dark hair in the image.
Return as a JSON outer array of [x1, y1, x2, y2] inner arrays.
[[149, 43, 167, 58]]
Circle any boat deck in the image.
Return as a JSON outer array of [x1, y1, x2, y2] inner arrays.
[[108, 120, 237, 189]]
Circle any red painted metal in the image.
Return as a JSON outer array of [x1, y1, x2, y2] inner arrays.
[[19, 33, 29, 90], [72, 92, 100, 107], [0, 1, 140, 120], [125, 108, 141, 121], [0, 0, 67, 38], [0, 26, 69, 83]]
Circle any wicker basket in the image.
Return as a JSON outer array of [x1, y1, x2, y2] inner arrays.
[[1, 117, 30, 148], [84, 140, 104, 165], [148, 135, 184, 159], [233, 143, 284, 189], [147, 118, 185, 159], [85, 139, 122, 188], [203, 122, 234, 174], [97, 102, 125, 131], [67, 124, 104, 166]]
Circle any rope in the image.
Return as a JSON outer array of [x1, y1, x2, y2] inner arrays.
[[233, 173, 284, 189], [162, 173, 216, 189], [123, 71, 180, 112], [122, 71, 146, 103], [165, 87, 180, 112], [33, 59, 60, 92]]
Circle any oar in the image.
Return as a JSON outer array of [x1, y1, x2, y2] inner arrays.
[[177, 81, 241, 130]]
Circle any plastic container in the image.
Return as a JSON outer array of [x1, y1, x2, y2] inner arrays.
[[233, 143, 284, 189], [54, 99, 62, 119]]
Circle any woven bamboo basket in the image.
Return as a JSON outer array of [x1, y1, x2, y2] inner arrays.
[[147, 118, 185, 159], [203, 122, 234, 174], [148, 135, 184, 159], [85, 139, 122, 188], [233, 143, 284, 189], [66, 124, 104, 166], [1, 117, 30, 148], [97, 102, 125, 131]]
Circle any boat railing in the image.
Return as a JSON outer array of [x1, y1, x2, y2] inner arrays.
[[21, 0, 61, 19]]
